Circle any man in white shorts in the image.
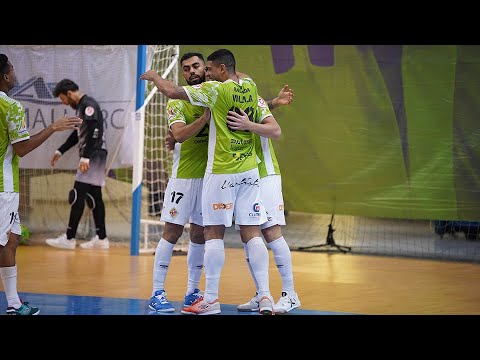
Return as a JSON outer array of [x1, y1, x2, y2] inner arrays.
[[148, 52, 210, 313], [227, 88, 302, 314], [141, 49, 281, 315], [0, 53, 82, 315]]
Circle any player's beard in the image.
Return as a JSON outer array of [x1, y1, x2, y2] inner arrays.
[[187, 74, 205, 85]]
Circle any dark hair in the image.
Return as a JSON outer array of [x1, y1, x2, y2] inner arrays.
[[180, 52, 204, 65], [0, 54, 10, 76], [53, 78, 79, 97], [207, 49, 236, 73]]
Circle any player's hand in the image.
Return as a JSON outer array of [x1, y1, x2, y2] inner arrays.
[[140, 70, 160, 81], [51, 152, 61, 167], [165, 130, 176, 151], [51, 116, 82, 131], [201, 108, 211, 120], [226, 108, 252, 131], [275, 84, 294, 106], [79, 161, 90, 173]]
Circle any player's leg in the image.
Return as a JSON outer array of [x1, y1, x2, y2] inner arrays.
[[183, 225, 204, 308], [263, 225, 301, 313], [183, 178, 205, 308], [149, 222, 183, 313], [237, 237, 260, 311], [181, 173, 234, 315], [149, 178, 194, 312], [80, 185, 109, 249], [45, 180, 89, 250], [78, 151, 109, 249], [235, 168, 274, 315], [261, 174, 300, 313], [0, 193, 39, 315]]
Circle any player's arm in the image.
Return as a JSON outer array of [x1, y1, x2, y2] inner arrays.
[[226, 109, 281, 139], [266, 84, 294, 110], [171, 108, 210, 143], [140, 70, 188, 100], [51, 129, 79, 167], [12, 116, 82, 157], [57, 130, 79, 154], [165, 130, 176, 151]]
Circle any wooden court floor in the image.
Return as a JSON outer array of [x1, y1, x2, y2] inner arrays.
[[3, 242, 480, 315]]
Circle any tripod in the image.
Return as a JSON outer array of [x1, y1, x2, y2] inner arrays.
[[298, 214, 351, 253]]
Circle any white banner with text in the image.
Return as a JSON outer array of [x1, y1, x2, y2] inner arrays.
[[0, 45, 137, 170]]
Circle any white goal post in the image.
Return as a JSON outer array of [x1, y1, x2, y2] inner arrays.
[[131, 45, 182, 255]]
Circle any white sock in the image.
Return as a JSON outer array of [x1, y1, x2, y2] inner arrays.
[[204, 239, 224, 303], [268, 236, 295, 294], [186, 241, 205, 295], [152, 238, 175, 296], [243, 242, 259, 292], [246, 237, 270, 298], [0, 265, 21, 308]]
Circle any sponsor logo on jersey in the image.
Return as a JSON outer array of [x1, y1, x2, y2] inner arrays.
[[192, 84, 203, 89], [258, 97, 267, 108], [85, 106, 95, 116], [213, 202, 233, 210], [169, 208, 178, 218], [18, 117, 29, 136], [167, 107, 175, 120]]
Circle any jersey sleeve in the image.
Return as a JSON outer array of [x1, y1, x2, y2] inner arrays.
[[182, 81, 221, 108], [255, 96, 273, 124], [166, 99, 186, 128], [7, 101, 30, 144]]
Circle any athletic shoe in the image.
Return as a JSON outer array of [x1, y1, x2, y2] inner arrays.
[[148, 290, 175, 313], [183, 288, 203, 307], [274, 291, 301, 314], [258, 295, 275, 315], [181, 296, 221, 315], [237, 292, 259, 312], [6, 300, 40, 315], [46, 233, 76, 250], [80, 235, 110, 249]]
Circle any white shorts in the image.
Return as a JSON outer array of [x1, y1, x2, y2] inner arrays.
[[0, 192, 21, 246], [259, 174, 286, 229], [202, 168, 267, 227], [235, 174, 286, 230], [160, 177, 203, 226]]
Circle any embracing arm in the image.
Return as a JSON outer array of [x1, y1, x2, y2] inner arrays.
[[171, 108, 211, 143], [140, 70, 188, 100], [226, 110, 281, 140]]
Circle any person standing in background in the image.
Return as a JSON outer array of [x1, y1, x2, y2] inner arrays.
[[45, 79, 109, 250]]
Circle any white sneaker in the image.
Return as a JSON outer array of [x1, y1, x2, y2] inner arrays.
[[237, 293, 259, 312], [258, 295, 275, 315], [80, 235, 110, 249], [45, 234, 76, 250], [274, 291, 301, 314]]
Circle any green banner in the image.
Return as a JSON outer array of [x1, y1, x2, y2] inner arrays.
[[179, 45, 480, 221]]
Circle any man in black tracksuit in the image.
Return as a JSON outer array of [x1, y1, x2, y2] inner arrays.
[[46, 79, 109, 250]]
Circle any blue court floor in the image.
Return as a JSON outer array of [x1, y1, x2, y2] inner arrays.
[[0, 291, 350, 315]]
